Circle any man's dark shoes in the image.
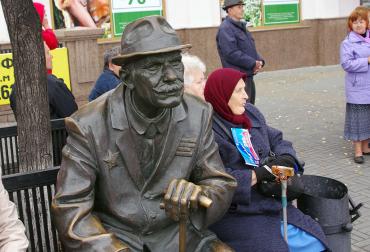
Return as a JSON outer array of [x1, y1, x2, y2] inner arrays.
[[354, 156, 364, 164], [363, 152, 370, 156]]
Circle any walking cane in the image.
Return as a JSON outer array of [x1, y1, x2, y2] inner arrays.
[[271, 165, 295, 243], [161, 195, 212, 252]]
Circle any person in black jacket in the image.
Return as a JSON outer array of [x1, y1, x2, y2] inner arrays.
[[10, 43, 78, 120]]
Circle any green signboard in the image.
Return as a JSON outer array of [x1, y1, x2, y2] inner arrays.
[[112, 0, 163, 37], [113, 10, 162, 36], [263, 3, 300, 25]]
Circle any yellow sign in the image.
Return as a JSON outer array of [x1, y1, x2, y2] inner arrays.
[[0, 53, 15, 106], [51, 48, 71, 90], [0, 47, 71, 106]]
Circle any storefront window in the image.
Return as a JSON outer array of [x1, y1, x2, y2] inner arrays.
[[361, 0, 370, 7], [220, 0, 301, 27], [244, 0, 262, 27]]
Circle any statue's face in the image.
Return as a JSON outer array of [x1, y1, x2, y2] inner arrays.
[[129, 51, 184, 112]]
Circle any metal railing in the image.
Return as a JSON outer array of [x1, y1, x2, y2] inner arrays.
[[0, 119, 68, 175]]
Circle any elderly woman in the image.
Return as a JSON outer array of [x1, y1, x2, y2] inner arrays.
[[340, 7, 370, 164], [182, 53, 206, 100], [204, 68, 328, 252]]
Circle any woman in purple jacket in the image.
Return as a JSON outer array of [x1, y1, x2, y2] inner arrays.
[[204, 68, 328, 252], [340, 7, 370, 164]]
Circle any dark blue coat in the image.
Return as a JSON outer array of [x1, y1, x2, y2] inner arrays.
[[210, 104, 328, 252], [216, 17, 264, 79], [89, 69, 121, 101]]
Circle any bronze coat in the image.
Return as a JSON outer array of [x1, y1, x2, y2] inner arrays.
[[51, 84, 237, 252]]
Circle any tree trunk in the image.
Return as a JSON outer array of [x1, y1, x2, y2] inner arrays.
[[1, 0, 52, 172]]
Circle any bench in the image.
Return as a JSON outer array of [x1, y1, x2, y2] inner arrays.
[[2, 167, 62, 252], [0, 119, 68, 175]]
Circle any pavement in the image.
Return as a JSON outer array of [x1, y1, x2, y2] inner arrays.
[[255, 65, 370, 252]]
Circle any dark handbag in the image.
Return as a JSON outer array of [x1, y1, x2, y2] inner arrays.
[[258, 174, 304, 201]]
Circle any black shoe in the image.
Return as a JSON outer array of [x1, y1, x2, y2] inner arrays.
[[354, 156, 364, 164], [363, 152, 370, 156]]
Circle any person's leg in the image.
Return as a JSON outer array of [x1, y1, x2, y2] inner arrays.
[[362, 139, 370, 154], [245, 78, 255, 105], [66, 0, 97, 27], [250, 79, 256, 105], [354, 141, 364, 163]]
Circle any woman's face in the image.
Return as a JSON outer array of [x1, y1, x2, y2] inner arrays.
[[352, 17, 367, 35], [184, 68, 206, 100], [228, 79, 249, 115]]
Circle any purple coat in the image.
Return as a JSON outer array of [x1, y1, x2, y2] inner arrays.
[[210, 104, 328, 252], [340, 30, 370, 104]]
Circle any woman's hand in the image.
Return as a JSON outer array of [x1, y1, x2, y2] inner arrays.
[[254, 165, 276, 183], [265, 154, 296, 168], [251, 171, 257, 186]]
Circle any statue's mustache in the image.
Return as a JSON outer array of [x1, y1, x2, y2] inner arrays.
[[154, 81, 183, 93]]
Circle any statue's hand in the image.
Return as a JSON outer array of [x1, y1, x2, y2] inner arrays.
[[162, 179, 203, 221]]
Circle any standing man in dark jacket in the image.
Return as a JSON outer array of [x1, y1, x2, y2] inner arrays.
[[217, 0, 265, 104]]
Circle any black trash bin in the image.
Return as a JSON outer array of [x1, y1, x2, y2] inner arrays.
[[297, 175, 362, 252]]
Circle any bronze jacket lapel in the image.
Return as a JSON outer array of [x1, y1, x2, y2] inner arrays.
[[108, 85, 145, 190]]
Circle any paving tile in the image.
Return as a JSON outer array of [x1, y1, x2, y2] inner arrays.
[[256, 66, 370, 250]]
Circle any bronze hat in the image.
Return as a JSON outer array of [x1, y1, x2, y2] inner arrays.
[[112, 16, 191, 65]]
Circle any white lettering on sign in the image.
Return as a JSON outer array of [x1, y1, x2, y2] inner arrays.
[[112, 0, 161, 10]]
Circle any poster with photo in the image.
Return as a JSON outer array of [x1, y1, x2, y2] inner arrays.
[[244, 0, 262, 27], [52, 0, 112, 38], [52, 0, 163, 39], [361, 0, 370, 7], [219, 0, 300, 27]]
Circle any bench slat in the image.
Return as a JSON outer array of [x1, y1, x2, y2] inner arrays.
[[3, 167, 59, 191]]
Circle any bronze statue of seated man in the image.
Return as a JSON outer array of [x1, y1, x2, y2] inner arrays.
[[52, 16, 236, 252]]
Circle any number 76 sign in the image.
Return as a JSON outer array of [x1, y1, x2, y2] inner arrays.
[[112, 0, 163, 36], [112, 0, 162, 9]]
